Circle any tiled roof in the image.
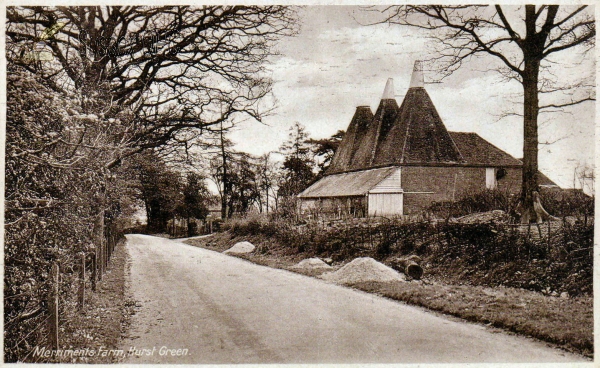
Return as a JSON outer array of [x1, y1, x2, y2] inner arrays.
[[328, 85, 465, 174], [348, 98, 399, 171], [328, 106, 373, 173], [298, 167, 397, 198], [373, 87, 464, 166], [448, 132, 522, 167], [538, 171, 558, 187]]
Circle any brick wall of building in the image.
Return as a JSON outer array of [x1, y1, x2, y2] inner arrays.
[[401, 166, 522, 214], [496, 167, 522, 193]]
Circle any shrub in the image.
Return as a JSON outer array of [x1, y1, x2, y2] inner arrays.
[[429, 189, 518, 219], [422, 221, 593, 296], [221, 214, 593, 297], [538, 188, 594, 222], [430, 188, 594, 222]]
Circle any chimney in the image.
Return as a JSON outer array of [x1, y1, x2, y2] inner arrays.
[[409, 60, 424, 88], [381, 78, 395, 99]]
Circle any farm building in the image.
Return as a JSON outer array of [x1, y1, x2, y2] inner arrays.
[[298, 61, 557, 217]]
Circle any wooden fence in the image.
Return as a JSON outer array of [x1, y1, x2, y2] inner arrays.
[[16, 221, 121, 362]]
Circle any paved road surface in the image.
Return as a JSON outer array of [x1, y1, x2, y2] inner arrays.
[[121, 234, 584, 364]]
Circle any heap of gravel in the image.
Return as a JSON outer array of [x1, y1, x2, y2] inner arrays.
[[291, 258, 332, 270], [223, 241, 255, 255], [320, 257, 405, 284], [455, 210, 511, 224]]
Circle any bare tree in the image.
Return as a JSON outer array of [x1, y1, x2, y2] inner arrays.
[[7, 6, 297, 165], [374, 5, 594, 223], [256, 152, 279, 213]]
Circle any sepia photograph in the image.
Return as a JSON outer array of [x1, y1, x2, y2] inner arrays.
[[3, 4, 595, 364]]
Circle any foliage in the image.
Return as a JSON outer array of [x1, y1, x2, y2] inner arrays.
[[307, 129, 345, 177], [255, 153, 279, 214], [429, 189, 519, 219], [4, 66, 131, 362], [428, 189, 594, 222], [132, 153, 215, 233], [278, 122, 316, 196], [210, 150, 264, 219], [538, 189, 594, 221], [6, 6, 298, 159], [177, 172, 211, 222], [222, 214, 593, 297], [276, 123, 316, 218], [132, 153, 183, 233]]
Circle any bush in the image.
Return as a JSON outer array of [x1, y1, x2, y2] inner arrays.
[[429, 188, 594, 224], [429, 189, 518, 219], [421, 221, 593, 296], [538, 188, 594, 222], [5, 66, 133, 362], [222, 214, 593, 297]]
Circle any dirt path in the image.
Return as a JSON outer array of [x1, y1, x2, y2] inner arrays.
[[121, 234, 584, 364]]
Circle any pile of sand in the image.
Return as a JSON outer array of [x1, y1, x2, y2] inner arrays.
[[291, 258, 332, 270], [223, 241, 255, 255], [455, 210, 510, 224], [320, 257, 405, 284]]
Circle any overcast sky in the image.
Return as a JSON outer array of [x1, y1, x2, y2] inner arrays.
[[227, 6, 595, 190]]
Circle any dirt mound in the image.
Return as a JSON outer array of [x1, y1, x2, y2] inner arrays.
[[291, 258, 332, 270], [320, 257, 405, 284], [455, 210, 511, 224], [223, 241, 255, 254]]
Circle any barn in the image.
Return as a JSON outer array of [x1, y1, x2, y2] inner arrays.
[[298, 61, 557, 217]]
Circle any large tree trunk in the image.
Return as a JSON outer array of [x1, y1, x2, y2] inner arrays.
[[520, 60, 540, 223], [520, 5, 541, 224]]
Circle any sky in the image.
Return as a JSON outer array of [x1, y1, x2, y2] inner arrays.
[[227, 6, 596, 191]]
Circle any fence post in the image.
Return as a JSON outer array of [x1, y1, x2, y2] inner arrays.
[[98, 244, 103, 281], [103, 240, 106, 272], [94, 213, 104, 280], [78, 253, 85, 309], [111, 232, 115, 254], [48, 263, 59, 349], [91, 252, 97, 291], [108, 227, 113, 260]]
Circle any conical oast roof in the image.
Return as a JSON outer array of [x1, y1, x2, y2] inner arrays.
[[373, 87, 464, 165], [350, 81, 400, 170], [328, 106, 374, 173], [409, 60, 424, 88], [328, 62, 464, 174]]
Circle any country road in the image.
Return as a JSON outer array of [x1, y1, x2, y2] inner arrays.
[[121, 234, 584, 364]]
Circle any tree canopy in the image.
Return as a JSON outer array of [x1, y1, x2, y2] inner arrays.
[[374, 5, 595, 222], [7, 6, 298, 162]]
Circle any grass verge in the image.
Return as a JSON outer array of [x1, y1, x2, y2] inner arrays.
[[351, 280, 593, 358], [54, 243, 131, 363], [186, 232, 593, 359]]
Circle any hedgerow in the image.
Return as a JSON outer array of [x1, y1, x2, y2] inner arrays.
[[223, 214, 593, 297]]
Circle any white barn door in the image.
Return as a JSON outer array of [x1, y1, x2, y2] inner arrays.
[[368, 193, 403, 217], [368, 168, 403, 217]]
